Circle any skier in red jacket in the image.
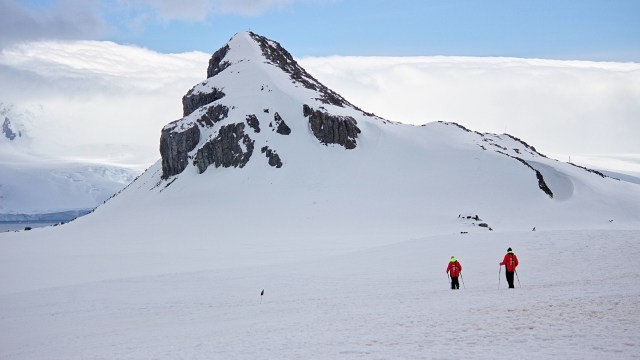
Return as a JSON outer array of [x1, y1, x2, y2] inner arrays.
[[446, 256, 462, 290], [500, 247, 519, 288]]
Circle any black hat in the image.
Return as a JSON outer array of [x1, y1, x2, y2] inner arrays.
[[507, 247, 512, 252]]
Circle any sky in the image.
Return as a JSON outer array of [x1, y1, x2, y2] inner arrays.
[[1, 0, 639, 174], [2, 0, 639, 61]]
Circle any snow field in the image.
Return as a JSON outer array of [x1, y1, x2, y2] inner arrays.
[[1, 229, 639, 359]]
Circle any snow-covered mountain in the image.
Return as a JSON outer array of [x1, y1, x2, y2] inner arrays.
[[3, 30, 640, 282], [1, 32, 639, 359], [154, 31, 639, 230], [0, 102, 138, 225]]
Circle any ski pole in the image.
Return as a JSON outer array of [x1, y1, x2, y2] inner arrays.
[[515, 270, 521, 288], [460, 274, 466, 289], [498, 266, 501, 289]]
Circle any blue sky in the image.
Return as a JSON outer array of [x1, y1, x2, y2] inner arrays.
[[2, 0, 639, 61]]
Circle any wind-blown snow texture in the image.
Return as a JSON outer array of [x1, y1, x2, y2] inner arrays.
[[1, 32, 639, 359]]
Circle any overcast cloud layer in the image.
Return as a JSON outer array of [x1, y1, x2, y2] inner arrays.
[[1, 40, 638, 174]]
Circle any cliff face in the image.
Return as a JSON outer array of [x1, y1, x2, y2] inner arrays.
[[160, 122, 200, 178]]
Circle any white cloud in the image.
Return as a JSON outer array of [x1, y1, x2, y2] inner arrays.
[[1, 40, 638, 174], [0, 40, 209, 168], [299, 56, 640, 172]]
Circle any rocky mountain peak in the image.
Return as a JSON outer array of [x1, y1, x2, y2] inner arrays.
[[243, 32, 357, 109], [160, 32, 380, 179]]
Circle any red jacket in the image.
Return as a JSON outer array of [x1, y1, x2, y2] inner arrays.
[[500, 253, 519, 272], [446, 260, 462, 277]]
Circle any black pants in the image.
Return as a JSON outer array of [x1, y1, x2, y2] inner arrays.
[[451, 276, 460, 289], [505, 271, 515, 288]]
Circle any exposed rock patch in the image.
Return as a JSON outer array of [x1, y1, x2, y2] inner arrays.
[[261, 146, 283, 168], [498, 152, 554, 198], [197, 104, 229, 127], [271, 112, 291, 135], [568, 162, 610, 179], [439, 121, 483, 136], [194, 123, 254, 172], [246, 114, 260, 133], [304, 104, 360, 149], [182, 87, 225, 117], [2, 117, 18, 140], [160, 122, 201, 179], [504, 134, 547, 158], [247, 32, 362, 110], [206, 45, 231, 78], [458, 213, 493, 231]]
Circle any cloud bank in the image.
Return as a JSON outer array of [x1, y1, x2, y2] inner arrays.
[[300, 56, 640, 161], [0, 40, 209, 168], [1, 40, 638, 174]]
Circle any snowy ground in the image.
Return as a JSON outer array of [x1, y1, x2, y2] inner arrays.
[[1, 229, 639, 359]]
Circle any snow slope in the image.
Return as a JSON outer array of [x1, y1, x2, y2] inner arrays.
[[1, 230, 639, 359], [0, 32, 639, 359]]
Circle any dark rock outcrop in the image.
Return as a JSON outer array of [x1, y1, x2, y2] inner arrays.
[[182, 87, 225, 117], [197, 104, 229, 127], [272, 112, 291, 135], [246, 114, 260, 133], [439, 121, 483, 136], [568, 162, 610, 179], [304, 104, 361, 149], [160, 122, 201, 179], [498, 151, 554, 198], [504, 134, 547, 158], [261, 146, 283, 168], [194, 123, 254, 172], [206, 44, 231, 78], [248, 32, 360, 109], [2, 117, 17, 140], [534, 169, 554, 198]]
